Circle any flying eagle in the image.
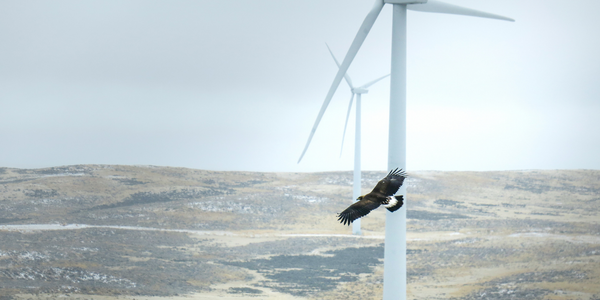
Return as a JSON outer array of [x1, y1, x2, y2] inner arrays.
[[337, 168, 407, 226]]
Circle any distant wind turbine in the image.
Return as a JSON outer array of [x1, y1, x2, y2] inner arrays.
[[298, 1, 513, 299], [326, 43, 389, 236]]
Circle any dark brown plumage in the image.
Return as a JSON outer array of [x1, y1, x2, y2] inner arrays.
[[337, 168, 407, 226]]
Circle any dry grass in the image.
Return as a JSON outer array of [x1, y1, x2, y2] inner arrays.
[[1, 165, 599, 299]]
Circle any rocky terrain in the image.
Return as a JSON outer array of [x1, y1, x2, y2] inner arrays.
[[0, 165, 599, 299]]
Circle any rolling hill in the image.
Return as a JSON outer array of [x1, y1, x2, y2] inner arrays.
[[1, 165, 599, 299]]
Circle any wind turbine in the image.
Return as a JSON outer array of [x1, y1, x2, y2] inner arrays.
[[327, 43, 389, 236], [298, 1, 513, 299]]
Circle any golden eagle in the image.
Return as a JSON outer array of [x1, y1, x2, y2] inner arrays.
[[337, 168, 407, 225]]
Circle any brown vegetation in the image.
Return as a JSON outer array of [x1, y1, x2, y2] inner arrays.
[[0, 165, 599, 299]]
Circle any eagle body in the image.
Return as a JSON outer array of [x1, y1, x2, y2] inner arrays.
[[337, 168, 407, 226]]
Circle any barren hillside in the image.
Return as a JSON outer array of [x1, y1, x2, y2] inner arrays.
[[1, 165, 599, 299]]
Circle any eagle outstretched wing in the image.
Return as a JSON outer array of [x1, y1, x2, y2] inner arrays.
[[336, 169, 408, 226], [371, 168, 407, 196], [337, 198, 381, 226]]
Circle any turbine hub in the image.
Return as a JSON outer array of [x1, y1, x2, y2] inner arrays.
[[352, 88, 368, 94]]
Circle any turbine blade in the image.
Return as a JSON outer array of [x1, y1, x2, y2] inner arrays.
[[408, 0, 514, 22], [298, 0, 384, 164], [359, 73, 390, 89], [326, 43, 354, 89], [340, 93, 355, 158]]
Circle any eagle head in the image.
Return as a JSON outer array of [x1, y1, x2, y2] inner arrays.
[[356, 195, 364, 201]]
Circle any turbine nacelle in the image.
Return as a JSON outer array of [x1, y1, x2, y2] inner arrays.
[[326, 44, 390, 158], [352, 88, 368, 94]]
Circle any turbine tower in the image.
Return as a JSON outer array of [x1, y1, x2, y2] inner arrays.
[[299, 1, 513, 299], [327, 44, 389, 235]]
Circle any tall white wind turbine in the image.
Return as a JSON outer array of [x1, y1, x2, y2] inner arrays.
[[327, 44, 389, 236], [299, 1, 513, 299]]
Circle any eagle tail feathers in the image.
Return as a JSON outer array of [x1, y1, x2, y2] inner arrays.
[[385, 195, 404, 212]]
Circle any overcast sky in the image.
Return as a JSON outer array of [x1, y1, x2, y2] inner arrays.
[[1, 0, 599, 172]]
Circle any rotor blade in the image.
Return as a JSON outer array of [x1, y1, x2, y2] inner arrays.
[[359, 73, 390, 89], [298, 0, 384, 164], [326, 43, 354, 89], [340, 93, 355, 158], [408, 0, 514, 22]]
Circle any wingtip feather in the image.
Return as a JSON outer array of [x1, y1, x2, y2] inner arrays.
[[387, 168, 408, 178]]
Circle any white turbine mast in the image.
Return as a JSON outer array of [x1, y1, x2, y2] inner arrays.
[[298, 1, 513, 299], [327, 43, 389, 235]]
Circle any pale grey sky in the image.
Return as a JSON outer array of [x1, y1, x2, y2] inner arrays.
[[1, 0, 599, 172]]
